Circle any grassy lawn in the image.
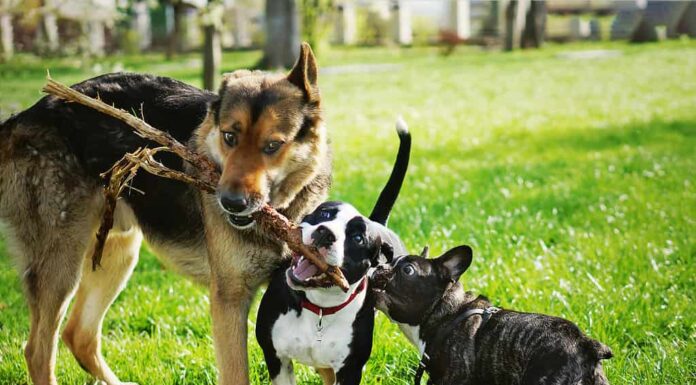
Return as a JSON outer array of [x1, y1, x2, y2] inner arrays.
[[0, 41, 694, 384]]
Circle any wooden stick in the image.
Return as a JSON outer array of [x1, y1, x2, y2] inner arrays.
[[122, 147, 217, 194], [43, 76, 350, 292], [252, 206, 348, 290], [42, 75, 220, 184], [103, 150, 349, 291]]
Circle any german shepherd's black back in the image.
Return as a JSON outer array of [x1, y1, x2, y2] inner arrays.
[[2, 73, 216, 242]]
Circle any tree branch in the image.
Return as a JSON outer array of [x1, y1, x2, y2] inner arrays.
[[42, 76, 350, 292]]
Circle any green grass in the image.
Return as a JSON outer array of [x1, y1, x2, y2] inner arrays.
[[1, 40, 695, 384]]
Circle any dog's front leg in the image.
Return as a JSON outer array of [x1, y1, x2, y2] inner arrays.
[[210, 272, 253, 385]]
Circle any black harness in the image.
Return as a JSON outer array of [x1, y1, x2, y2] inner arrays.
[[413, 283, 500, 385]]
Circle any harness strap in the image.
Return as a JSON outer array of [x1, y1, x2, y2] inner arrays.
[[414, 306, 500, 385], [414, 353, 430, 385]]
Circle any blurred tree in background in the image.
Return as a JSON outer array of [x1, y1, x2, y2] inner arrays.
[[201, 0, 222, 90], [0, 0, 21, 60], [261, 0, 299, 69], [299, 0, 332, 53]]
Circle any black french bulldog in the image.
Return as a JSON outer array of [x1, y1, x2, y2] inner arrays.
[[371, 246, 613, 385]]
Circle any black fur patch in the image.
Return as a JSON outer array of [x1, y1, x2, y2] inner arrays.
[[250, 90, 281, 125], [295, 116, 312, 141], [16, 73, 216, 244]]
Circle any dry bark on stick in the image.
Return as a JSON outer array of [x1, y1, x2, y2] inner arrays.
[[42, 76, 350, 291], [42, 75, 220, 184], [93, 147, 166, 268], [252, 205, 349, 290]]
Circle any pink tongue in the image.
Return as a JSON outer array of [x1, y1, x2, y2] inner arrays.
[[293, 258, 320, 280]]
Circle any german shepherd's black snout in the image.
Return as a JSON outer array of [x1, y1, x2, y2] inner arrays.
[[219, 191, 249, 213], [311, 225, 336, 248]]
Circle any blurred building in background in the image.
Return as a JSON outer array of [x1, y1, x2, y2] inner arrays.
[[1, 0, 695, 62]]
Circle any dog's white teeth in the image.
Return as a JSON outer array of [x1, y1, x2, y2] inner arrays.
[[303, 272, 327, 282]]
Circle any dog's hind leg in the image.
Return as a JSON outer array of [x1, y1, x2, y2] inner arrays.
[[6, 194, 101, 385], [22, 248, 83, 385], [0, 129, 107, 384], [62, 214, 142, 385], [16, 213, 98, 385]]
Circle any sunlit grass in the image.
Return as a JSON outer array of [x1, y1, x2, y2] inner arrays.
[[0, 40, 694, 384]]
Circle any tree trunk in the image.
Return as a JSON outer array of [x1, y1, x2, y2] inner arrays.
[[521, 0, 545, 48], [84, 20, 105, 57], [0, 12, 12, 60], [43, 0, 59, 53], [132, 1, 152, 51], [504, 0, 530, 51], [166, 2, 184, 60], [262, 0, 300, 69], [203, 24, 221, 91], [504, 0, 515, 51]]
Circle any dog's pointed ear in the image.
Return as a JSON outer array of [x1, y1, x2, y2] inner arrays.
[[420, 246, 430, 259], [287, 42, 319, 102], [436, 245, 473, 281]]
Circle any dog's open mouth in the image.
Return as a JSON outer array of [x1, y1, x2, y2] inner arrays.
[[287, 249, 335, 288], [227, 214, 255, 229]]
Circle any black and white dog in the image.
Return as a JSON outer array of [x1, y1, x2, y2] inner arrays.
[[256, 120, 410, 385]]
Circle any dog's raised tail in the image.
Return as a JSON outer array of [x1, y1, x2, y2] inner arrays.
[[369, 116, 411, 226], [586, 339, 612, 385], [594, 341, 613, 360], [584, 337, 613, 361]]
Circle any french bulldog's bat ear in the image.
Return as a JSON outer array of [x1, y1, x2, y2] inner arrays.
[[436, 245, 473, 281], [287, 42, 319, 102], [420, 246, 430, 259]]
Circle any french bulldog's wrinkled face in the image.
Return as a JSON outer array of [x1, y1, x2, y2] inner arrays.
[[286, 201, 387, 293], [371, 245, 473, 325]]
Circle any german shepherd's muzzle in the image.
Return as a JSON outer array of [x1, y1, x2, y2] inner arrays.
[[0, 43, 330, 385]]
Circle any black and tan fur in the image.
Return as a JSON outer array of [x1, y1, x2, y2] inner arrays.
[[0, 43, 330, 385]]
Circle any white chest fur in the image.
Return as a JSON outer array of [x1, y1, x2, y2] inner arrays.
[[270, 291, 365, 370]]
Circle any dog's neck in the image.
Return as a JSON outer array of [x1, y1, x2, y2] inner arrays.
[[394, 283, 482, 355], [419, 283, 489, 345], [406, 285, 490, 383], [303, 277, 366, 308]]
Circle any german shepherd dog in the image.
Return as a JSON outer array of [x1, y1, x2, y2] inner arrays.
[[0, 43, 330, 385]]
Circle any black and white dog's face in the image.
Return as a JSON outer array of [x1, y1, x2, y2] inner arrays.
[[286, 201, 390, 298]]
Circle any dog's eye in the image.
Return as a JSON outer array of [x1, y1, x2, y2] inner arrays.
[[263, 141, 284, 155], [402, 264, 416, 276], [352, 234, 365, 245], [319, 210, 331, 219], [223, 132, 237, 147]]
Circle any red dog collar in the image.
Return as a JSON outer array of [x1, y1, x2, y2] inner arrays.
[[300, 278, 367, 316]]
